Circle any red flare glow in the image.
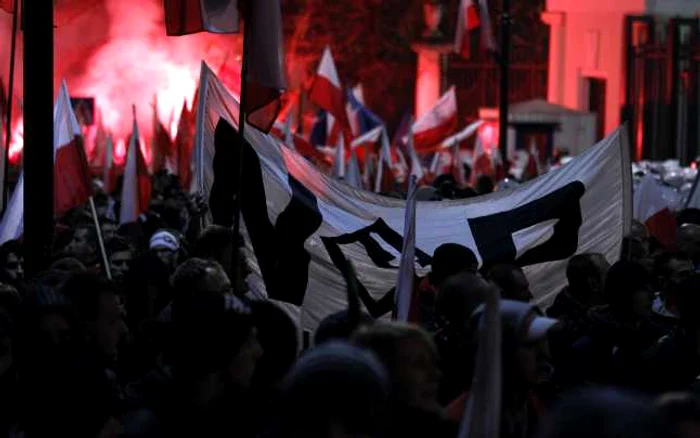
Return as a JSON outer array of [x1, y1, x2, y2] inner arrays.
[[8, 117, 22, 164]]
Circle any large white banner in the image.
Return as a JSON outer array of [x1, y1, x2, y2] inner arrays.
[[194, 64, 632, 330]]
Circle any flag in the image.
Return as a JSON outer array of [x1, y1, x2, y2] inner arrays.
[[120, 111, 151, 224], [333, 136, 346, 180], [151, 95, 174, 173], [394, 175, 418, 321], [0, 173, 22, 244], [454, 0, 481, 58], [242, 0, 286, 133], [309, 110, 328, 147], [54, 80, 92, 217], [347, 89, 383, 136], [633, 174, 677, 249], [192, 66, 632, 329], [458, 286, 501, 438], [440, 120, 483, 149], [309, 47, 352, 143], [471, 135, 493, 185], [454, 0, 496, 58], [409, 87, 458, 153], [375, 127, 395, 193], [103, 134, 117, 194], [406, 121, 425, 182], [351, 125, 383, 163], [164, 0, 239, 35], [174, 101, 195, 190], [0, 0, 13, 13], [346, 147, 362, 189]]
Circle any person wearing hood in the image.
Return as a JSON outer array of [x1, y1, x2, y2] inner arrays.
[[446, 300, 559, 438]]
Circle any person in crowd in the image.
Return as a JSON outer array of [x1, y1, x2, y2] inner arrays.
[[433, 272, 491, 404], [353, 322, 455, 438], [488, 264, 534, 302], [0, 283, 19, 316], [250, 300, 298, 392], [0, 311, 18, 437], [416, 243, 479, 328], [20, 273, 127, 437], [641, 274, 700, 393], [657, 393, 700, 438], [160, 293, 263, 437], [0, 240, 23, 289], [572, 261, 665, 387], [446, 300, 559, 438], [651, 253, 694, 330], [537, 388, 674, 438], [65, 220, 100, 267], [49, 257, 87, 275], [266, 342, 390, 438], [476, 175, 495, 195], [193, 225, 250, 295], [548, 253, 609, 369], [101, 218, 119, 244], [107, 237, 135, 286], [148, 229, 181, 273], [678, 224, 700, 270], [314, 309, 374, 346]]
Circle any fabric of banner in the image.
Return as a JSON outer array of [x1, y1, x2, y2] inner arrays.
[[193, 65, 632, 330]]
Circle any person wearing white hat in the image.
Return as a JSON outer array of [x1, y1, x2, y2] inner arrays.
[[149, 230, 181, 271]]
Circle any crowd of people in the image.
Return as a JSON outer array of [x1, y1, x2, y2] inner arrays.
[[0, 170, 699, 438]]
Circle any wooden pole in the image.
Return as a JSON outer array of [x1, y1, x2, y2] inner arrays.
[[2, 0, 20, 213], [23, 0, 54, 276], [89, 197, 112, 280], [498, 0, 512, 175]]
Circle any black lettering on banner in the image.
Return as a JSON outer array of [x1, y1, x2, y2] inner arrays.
[[468, 181, 586, 270], [321, 219, 432, 318], [210, 119, 322, 305]]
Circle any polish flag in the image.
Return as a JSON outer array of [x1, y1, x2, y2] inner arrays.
[[103, 135, 118, 194], [164, 0, 239, 35], [272, 120, 326, 162], [471, 135, 493, 185], [174, 102, 195, 190], [120, 110, 151, 225], [151, 98, 174, 174], [351, 125, 383, 163], [409, 87, 459, 153], [440, 120, 483, 149], [454, 0, 481, 58], [406, 121, 425, 182], [309, 47, 352, 143], [166, 0, 286, 133], [634, 174, 677, 249], [0, 0, 13, 13], [54, 80, 92, 217], [374, 128, 395, 193], [454, 0, 496, 58], [333, 136, 346, 180]]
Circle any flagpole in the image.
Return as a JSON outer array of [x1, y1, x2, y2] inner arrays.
[[232, 14, 251, 292], [2, 0, 20, 213], [89, 197, 112, 280], [497, 0, 511, 176]]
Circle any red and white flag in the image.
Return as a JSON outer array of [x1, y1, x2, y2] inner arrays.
[[374, 128, 395, 193], [394, 175, 418, 321], [166, 0, 285, 133], [164, 0, 239, 35], [454, 0, 496, 59], [243, 0, 287, 133], [174, 101, 195, 190], [634, 174, 677, 249], [120, 110, 151, 224], [0, 0, 13, 13], [406, 121, 425, 182], [409, 87, 459, 153], [471, 135, 493, 185], [103, 134, 118, 194], [309, 47, 352, 142], [54, 80, 92, 217]]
